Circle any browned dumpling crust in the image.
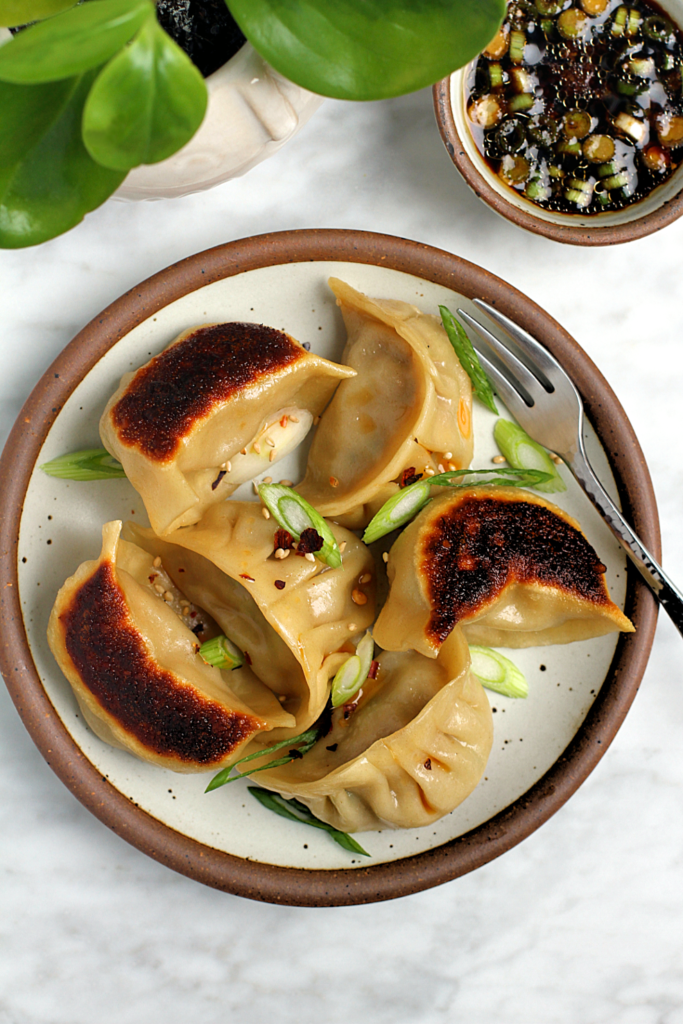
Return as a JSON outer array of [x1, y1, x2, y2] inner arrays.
[[47, 521, 295, 773], [100, 322, 354, 535], [109, 323, 307, 462], [374, 487, 634, 654], [59, 560, 260, 765]]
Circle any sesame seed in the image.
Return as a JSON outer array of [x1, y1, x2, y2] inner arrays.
[[444, 452, 453, 460], [154, 583, 165, 594], [359, 573, 372, 584], [339, 541, 347, 553], [552, 454, 563, 464], [289, 415, 300, 423], [437, 464, 445, 474], [278, 694, 287, 702], [225, 461, 231, 472], [279, 479, 293, 487], [269, 449, 276, 462], [263, 476, 272, 483], [274, 548, 285, 559], [163, 591, 174, 602], [304, 552, 316, 562], [351, 588, 367, 605], [281, 549, 291, 559], [348, 623, 358, 632], [266, 437, 276, 447], [425, 468, 435, 477], [261, 507, 271, 519], [252, 482, 259, 494], [382, 552, 389, 563], [181, 605, 190, 615], [253, 442, 261, 454], [241, 448, 247, 455], [153, 556, 162, 568], [492, 455, 506, 464], [447, 462, 456, 471]]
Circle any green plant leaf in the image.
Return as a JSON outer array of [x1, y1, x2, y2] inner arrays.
[[225, 0, 506, 100], [0, 0, 78, 27], [82, 12, 207, 170], [0, 0, 153, 83], [0, 73, 125, 248], [40, 447, 126, 479]]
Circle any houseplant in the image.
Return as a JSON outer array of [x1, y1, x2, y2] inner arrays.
[[0, 0, 505, 248]]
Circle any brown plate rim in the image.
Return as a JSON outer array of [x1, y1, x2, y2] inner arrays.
[[0, 227, 660, 906], [433, 78, 683, 247]]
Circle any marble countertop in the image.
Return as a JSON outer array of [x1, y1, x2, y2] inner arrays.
[[2, 89, 683, 1024]]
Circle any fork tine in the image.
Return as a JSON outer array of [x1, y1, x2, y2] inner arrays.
[[472, 299, 561, 384], [457, 308, 545, 399], [473, 347, 532, 418]]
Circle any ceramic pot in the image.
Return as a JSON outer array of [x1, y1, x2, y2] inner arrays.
[[118, 42, 323, 200]]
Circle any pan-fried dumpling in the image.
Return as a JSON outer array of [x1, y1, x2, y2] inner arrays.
[[297, 279, 474, 528], [127, 500, 377, 737], [47, 521, 295, 773], [374, 487, 634, 654], [100, 322, 355, 535], [254, 629, 493, 832]]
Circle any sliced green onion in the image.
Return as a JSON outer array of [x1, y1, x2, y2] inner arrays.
[[248, 787, 370, 857], [331, 631, 375, 707], [489, 62, 504, 88], [612, 5, 627, 34], [258, 484, 341, 568], [469, 645, 528, 699], [439, 305, 498, 414], [493, 420, 567, 494], [509, 29, 526, 62], [564, 188, 592, 207], [508, 93, 534, 113], [198, 634, 244, 671], [205, 726, 322, 791], [601, 172, 629, 190], [362, 479, 432, 544], [40, 447, 125, 480], [525, 177, 551, 201], [362, 467, 553, 544]]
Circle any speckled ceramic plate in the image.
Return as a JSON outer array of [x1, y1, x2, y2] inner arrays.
[[0, 229, 659, 906]]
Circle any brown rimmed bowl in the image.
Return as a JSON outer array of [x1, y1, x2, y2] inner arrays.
[[0, 228, 659, 906], [433, 0, 683, 246]]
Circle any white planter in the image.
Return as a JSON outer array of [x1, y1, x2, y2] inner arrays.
[[117, 43, 323, 201]]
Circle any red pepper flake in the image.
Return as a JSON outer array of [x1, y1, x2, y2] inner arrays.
[[367, 660, 379, 680], [298, 528, 323, 554], [274, 579, 286, 590], [211, 470, 226, 491], [239, 573, 255, 582], [148, 575, 157, 584], [326, 743, 338, 752], [244, 651, 252, 666], [280, 415, 288, 427], [329, 475, 338, 487], [424, 758, 432, 771], [273, 528, 293, 551], [178, 567, 185, 572], [191, 623, 205, 636], [399, 467, 423, 488]]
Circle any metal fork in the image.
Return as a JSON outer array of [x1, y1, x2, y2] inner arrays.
[[457, 300, 683, 635]]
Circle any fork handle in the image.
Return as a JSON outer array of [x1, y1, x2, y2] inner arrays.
[[569, 448, 683, 635]]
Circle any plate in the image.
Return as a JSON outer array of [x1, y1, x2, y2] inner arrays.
[[0, 229, 659, 906]]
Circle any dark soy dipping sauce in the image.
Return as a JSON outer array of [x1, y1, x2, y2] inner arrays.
[[466, 0, 683, 214]]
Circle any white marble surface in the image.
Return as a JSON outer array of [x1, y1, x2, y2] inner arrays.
[[2, 89, 683, 1024]]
